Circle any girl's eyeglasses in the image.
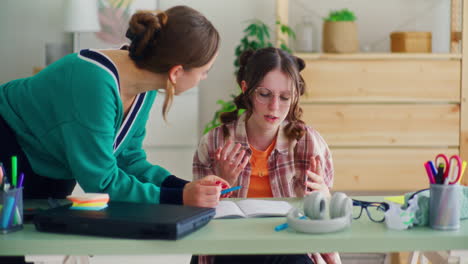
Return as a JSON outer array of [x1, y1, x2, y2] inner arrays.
[[254, 87, 292, 106], [352, 199, 389, 223]]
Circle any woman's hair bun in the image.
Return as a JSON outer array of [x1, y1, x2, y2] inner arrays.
[[126, 11, 168, 60], [126, 11, 167, 41], [156, 12, 168, 26]]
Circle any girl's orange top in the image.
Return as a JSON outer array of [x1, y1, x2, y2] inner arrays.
[[247, 139, 276, 198]]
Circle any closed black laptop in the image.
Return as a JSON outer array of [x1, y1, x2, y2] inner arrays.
[[33, 202, 215, 240]]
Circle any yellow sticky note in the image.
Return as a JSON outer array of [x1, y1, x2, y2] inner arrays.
[[384, 196, 405, 205]]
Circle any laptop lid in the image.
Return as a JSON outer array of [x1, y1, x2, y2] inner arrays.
[[34, 202, 215, 240]]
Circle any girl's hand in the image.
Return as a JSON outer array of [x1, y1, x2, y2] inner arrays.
[[183, 175, 230, 207], [305, 156, 330, 198], [214, 140, 250, 186]]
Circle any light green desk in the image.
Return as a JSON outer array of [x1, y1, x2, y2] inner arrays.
[[0, 197, 467, 256]]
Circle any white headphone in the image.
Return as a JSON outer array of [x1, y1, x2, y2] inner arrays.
[[287, 192, 353, 234]]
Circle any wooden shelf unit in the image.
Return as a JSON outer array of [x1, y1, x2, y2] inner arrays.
[[276, 0, 468, 192], [295, 53, 462, 60]]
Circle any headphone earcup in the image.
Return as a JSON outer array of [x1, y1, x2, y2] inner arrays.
[[303, 191, 327, 220], [330, 192, 346, 219], [287, 192, 352, 234], [330, 192, 353, 219]]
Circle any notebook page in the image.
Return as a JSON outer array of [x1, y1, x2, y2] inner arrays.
[[236, 199, 292, 218], [214, 201, 246, 219]]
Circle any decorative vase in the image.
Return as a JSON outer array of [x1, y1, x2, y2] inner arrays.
[[295, 16, 315, 52], [322, 21, 359, 53]]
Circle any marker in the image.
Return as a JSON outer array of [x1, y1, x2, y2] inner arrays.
[[11, 156, 17, 187], [18, 173, 24, 188], [3, 176, 10, 191], [274, 222, 289, 232], [424, 162, 435, 184], [2, 196, 15, 228], [7, 194, 19, 227], [274, 215, 307, 231], [459, 161, 467, 184], [428, 161, 437, 180], [436, 164, 445, 184], [13, 207, 22, 225], [0, 162, 3, 189], [220, 186, 242, 195]]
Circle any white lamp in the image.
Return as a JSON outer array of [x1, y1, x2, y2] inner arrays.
[[64, 0, 101, 53]]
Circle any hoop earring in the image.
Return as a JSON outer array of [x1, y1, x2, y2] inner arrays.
[[162, 78, 175, 122], [166, 79, 175, 95]]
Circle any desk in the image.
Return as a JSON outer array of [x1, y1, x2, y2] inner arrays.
[[0, 197, 467, 256]]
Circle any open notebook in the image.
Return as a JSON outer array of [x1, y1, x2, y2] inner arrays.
[[214, 199, 292, 219]]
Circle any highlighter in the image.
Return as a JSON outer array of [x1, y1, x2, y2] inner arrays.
[[1, 196, 15, 229], [221, 186, 242, 195], [11, 156, 17, 188]]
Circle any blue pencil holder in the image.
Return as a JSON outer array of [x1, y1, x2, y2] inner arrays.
[[0, 187, 23, 234]]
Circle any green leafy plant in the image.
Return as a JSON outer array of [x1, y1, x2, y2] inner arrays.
[[234, 20, 296, 73], [324, 9, 357, 22], [203, 99, 246, 134], [203, 20, 295, 134]]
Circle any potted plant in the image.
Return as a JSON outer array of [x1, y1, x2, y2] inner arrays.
[[203, 20, 295, 134], [322, 9, 359, 53]]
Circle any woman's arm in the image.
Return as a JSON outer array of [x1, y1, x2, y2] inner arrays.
[[61, 121, 166, 203], [117, 126, 173, 185]]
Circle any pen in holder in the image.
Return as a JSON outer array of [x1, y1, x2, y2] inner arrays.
[[0, 187, 23, 234], [429, 184, 461, 230]]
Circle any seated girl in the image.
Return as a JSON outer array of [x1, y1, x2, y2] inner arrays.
[[192, 47, 340, 264]]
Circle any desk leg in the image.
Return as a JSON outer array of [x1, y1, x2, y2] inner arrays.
[[408, 251, 420, 264], [63, 256, 90, 264], [419, 251, 461, 264], [391, 252, 412, 264]]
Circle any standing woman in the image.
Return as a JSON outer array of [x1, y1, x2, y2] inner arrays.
[[193, 47, 339, 264], [0, 5, 228, 207]]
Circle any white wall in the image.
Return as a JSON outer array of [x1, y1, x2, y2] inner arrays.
[[288, 0, 450, 53], [0, 0, 69, 81]]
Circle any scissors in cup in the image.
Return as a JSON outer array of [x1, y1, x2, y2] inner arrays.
[[435, 154, 461, 185]]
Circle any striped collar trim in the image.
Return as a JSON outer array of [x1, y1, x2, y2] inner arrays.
[[78, 49, 120, 91], [113, 92, 147, 153], [77, 49, 145, 153]]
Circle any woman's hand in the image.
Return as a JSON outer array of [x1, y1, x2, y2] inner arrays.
[[305, 156, 330, 198], [214, 140, 250, 186], [320, 252, 341, 264], [183, 175, 230, 207], [202, 175, 234, 199]]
